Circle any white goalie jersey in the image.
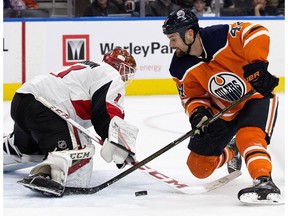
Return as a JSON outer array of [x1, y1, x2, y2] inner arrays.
[[17, 61, 126, 141]]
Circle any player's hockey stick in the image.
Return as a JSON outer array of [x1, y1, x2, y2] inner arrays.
[[64, 90, 255, 195], [136, 164, 241, 194]]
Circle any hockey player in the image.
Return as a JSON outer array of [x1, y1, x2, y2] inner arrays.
[[162, 9, 281, 204], [3, 46, 138, 196]]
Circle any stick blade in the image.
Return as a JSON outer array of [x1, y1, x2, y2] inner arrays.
[[204, 170, 242, 192]]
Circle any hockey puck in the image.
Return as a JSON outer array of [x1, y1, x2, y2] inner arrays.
[[135, 190, 148, 196]]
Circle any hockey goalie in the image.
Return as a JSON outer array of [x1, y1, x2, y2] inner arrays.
[[3, 47, 138, 197]]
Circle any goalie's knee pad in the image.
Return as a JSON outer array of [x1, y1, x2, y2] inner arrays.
[[30, 144, 95, 188]]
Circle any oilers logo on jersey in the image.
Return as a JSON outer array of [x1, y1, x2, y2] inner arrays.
[[208, 72, 247, 102]]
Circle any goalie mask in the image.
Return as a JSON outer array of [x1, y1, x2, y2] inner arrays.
[[103, 47, 137, 85]]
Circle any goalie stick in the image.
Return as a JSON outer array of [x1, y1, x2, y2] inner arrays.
[[63, 90, 255, 196]]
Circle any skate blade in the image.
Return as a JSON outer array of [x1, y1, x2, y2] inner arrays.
[[17, 179, 63, 197], [239, 193, 284, 205]]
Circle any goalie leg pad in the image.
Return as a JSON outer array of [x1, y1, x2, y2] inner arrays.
[[66, 156, 94, 187], [29, 144, 95, 188]]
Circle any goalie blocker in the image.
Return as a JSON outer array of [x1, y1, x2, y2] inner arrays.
[[100, 116, 138, 168]]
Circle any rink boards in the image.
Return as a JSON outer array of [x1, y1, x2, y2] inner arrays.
[[3, 17, 285, 100]]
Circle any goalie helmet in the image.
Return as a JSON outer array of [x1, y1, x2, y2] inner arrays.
[[162, 9, 199, 42], [103, 47, 137, 85]]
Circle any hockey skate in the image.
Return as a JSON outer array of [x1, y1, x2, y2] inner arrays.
[[226, 138, 242, 174], [18, 173, 64, 197], [238, 176, 283, 205], [3, 133, 44, 172]]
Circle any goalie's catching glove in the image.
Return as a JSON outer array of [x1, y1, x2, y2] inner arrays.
[[243, 61, 279, 98]]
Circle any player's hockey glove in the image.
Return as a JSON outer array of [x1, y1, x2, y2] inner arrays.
[[243, 61, 279, 98], [188, 106, 228, 155]]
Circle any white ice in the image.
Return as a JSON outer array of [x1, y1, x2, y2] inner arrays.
[[2, 94, 286, 216]]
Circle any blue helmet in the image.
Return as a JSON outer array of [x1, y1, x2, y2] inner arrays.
[[162, 9, 199, 42]]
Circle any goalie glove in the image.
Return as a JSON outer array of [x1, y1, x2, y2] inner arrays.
[[115, 155, 135, 169], [100, 116, 138, 168], [101, 138, 136, 165]]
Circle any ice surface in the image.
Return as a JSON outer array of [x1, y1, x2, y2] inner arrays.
[[2, 94, 286, 216]]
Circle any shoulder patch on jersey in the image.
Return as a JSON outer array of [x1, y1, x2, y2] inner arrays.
[[208, 72, 247, 102]]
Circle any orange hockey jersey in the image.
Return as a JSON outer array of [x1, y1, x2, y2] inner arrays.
[[169, 22, 272, 121]]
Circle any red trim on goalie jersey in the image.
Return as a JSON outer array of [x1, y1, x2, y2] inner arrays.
[[71, 100, 92, 120], [50, 65, 86, 78], [106, 102, 124, 119]]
